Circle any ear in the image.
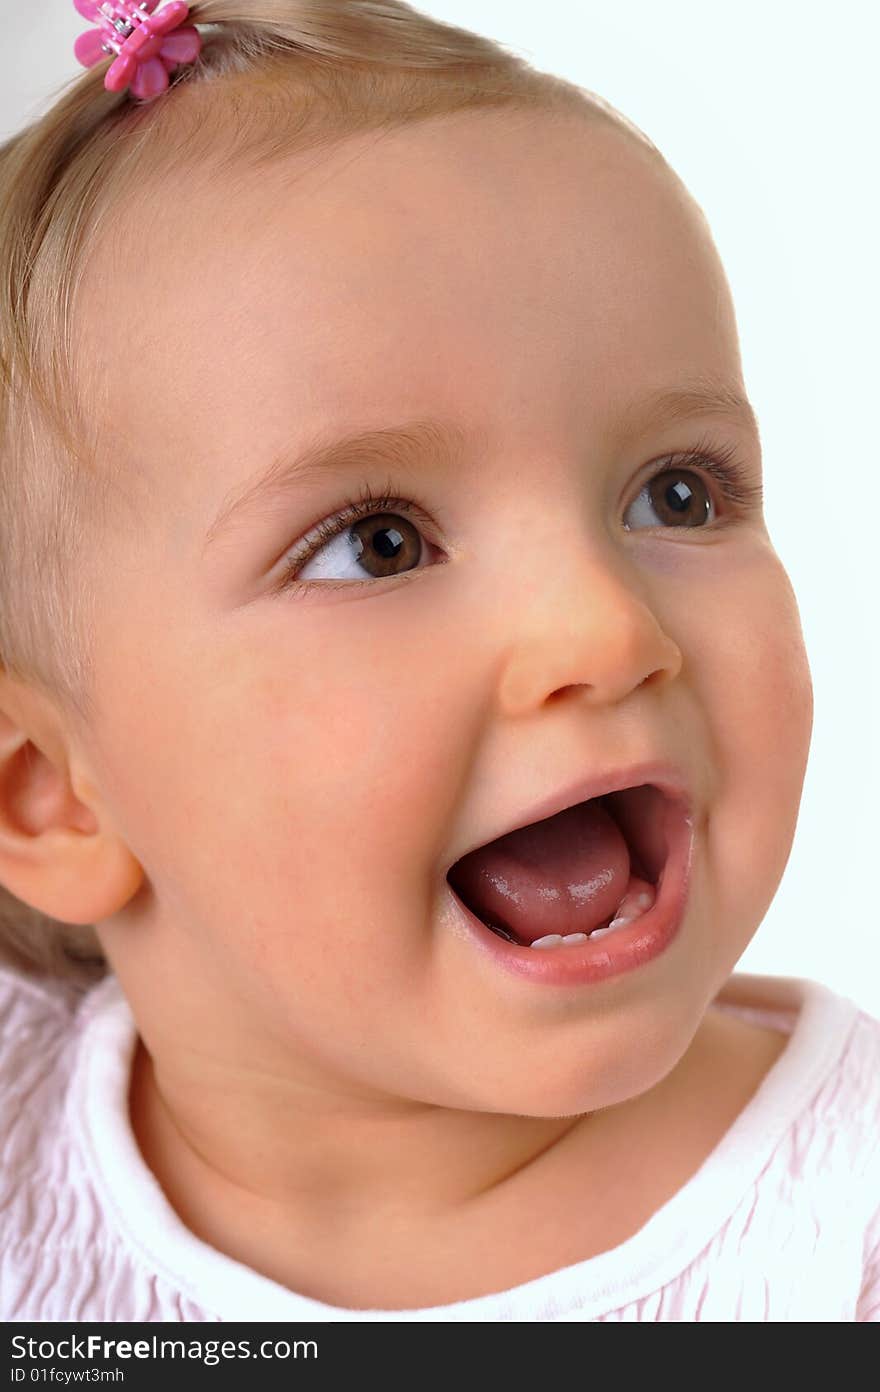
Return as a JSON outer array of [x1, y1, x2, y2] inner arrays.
[[0, 674, 143, 924]]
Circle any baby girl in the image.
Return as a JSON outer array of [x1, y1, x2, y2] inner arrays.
[[0, 0, 877, 1322]]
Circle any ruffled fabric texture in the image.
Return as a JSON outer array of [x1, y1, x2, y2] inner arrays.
[[1, 964, 879, 1321]]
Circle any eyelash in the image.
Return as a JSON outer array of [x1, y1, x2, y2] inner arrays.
[[277, 437, 762, 599]]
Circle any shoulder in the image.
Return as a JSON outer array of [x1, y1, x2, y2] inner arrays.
[[0, 959, 86, 1033], [780, 992, 880, 1312], [713, 981, 880, 1269], [758, 985, 880, 1199], [0, 961, 87, 1099], [835, 1006, 880, 1320], [0, 960, 89, 1096], [809, 1000, 880, 1153], [717, 975, 880, 1171], [844, 1001, 880, 1085], [836, 1006, 880, 1221], [0, 965, 212, 1321], [0, 964, 98, 1236]]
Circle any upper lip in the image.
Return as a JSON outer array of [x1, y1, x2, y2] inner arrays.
[[443, 759, 693, 871]]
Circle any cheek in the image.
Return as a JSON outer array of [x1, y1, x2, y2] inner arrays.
[[255, 597, 461, 860], [188, 613, 455, 956], [695, 548, 813, 922], [710, 553, 813, 779]]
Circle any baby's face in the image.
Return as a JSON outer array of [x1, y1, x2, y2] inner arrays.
[[80, 109, 812, 1115]]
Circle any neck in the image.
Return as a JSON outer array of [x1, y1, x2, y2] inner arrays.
[[130, 1037, 586, 1222]]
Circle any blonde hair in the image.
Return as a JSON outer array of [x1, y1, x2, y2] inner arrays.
[[0, 0, 652, 989]]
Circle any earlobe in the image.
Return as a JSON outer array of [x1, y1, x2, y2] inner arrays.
[[0, 688, 144, 927]]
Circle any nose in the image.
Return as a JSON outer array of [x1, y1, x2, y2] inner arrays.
[[496, 554, 683, 715]]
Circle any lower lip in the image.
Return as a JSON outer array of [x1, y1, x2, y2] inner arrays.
[[444, 806, 695, 989]]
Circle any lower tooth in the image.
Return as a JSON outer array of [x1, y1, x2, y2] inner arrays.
[[590, 915, 634, 940], [528, 891, 654, 949], [529, 932, 589, 950], [612, 883, 656, 921]]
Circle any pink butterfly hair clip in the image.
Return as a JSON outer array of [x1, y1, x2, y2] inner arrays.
[[73, 1, 203, 102]]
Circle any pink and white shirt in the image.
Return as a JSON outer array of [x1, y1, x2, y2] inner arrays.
[[1, 964, 878, 1321]]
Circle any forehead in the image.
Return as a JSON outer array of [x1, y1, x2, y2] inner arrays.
[[78, 110, 736, 546]]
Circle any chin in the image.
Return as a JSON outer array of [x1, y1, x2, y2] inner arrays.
[[447, 1036, 688, 1120]]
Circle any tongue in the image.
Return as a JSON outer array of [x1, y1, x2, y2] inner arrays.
[[448, 799, 631, 944]]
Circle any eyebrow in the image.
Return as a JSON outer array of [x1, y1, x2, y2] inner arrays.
[[201, 379, 758, 555], [202, 419, 470, 555]]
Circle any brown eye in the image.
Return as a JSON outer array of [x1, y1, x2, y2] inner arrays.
[[292, 503, 431, 586], [341, 513, 423, 579], [625, 467, 715, 530]]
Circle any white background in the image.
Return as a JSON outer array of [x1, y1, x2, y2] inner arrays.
[[2, 2, 878, 1014]]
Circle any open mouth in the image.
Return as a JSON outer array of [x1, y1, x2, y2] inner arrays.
[[446, 784, 676, 950]]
